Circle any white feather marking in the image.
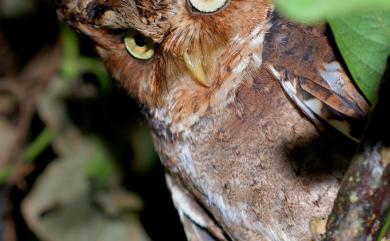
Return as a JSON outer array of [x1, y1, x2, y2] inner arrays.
[[320, 62, 345, 92], [320, 70, 338, 84], [324, 61, 341, 72], [284, 81, 297, 95], [175, 123, 186, 133], [251, 53, 263, 68], [169, 180, 208, 227], [186, 115, 200, 127], [267, 65, 281, 81], [269, 65, 314, 119], [233, 57, 250, 74], [178, 144, 197, 177], [153, 108, 172, 125], [249, 25, 262, 38], [233, 34, 245, 45], [249, 32, 265, 48], [282, 85, 317, 121], [304, 99, 323, 116], [204, 191, 290, 241]]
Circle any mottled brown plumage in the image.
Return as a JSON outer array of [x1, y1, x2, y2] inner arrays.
[[56, 0, 369, 240]]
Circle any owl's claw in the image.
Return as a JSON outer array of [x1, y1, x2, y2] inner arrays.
[[183, 49, 210, 87]]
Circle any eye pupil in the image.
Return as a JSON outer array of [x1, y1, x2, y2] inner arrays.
[[124, 29, 155, 60], [134, 34, 146, 47]]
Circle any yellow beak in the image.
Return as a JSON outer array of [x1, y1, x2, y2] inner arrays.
[[183, 49, 210, 87]]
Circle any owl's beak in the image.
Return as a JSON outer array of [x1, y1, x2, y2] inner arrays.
[[183, 49, 210, 87]]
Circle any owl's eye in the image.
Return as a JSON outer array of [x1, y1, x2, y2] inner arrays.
[[124, 30, 155, 60], [188, 0, 229, 13]]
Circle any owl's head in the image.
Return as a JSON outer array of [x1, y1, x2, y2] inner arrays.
[[57, 0, 272, 126]]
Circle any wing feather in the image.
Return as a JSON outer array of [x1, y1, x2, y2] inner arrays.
[[264, 13, 370, 142], [268, 63, 369, 142]]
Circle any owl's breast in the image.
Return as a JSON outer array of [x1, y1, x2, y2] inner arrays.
[[141, 12, 364, 241], [145, 67, 347, 241]]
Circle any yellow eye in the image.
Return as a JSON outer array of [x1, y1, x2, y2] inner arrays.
[[124, 30, 155, 60], [188, 0, 229, 13]]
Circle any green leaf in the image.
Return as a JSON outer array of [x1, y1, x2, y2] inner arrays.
[[60, 25, 81, 81], [85, 139, 118, 190], [0, 165, 14, 186], [79, 57, 112, 94], [23, 127, 54, 163], [275, 0, 390, 23], [378, 207, 390, 241], [329, 11, 390, 102]]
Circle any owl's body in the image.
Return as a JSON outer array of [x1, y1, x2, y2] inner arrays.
[[57, 0, 369, 240]]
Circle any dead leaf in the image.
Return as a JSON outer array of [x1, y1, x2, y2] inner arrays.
[[22, 137, 151, 241]]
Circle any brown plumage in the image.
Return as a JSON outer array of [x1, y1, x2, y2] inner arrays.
[[56, 0, 369, 240]]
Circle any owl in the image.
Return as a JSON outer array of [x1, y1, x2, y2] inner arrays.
[[56, 0, 369, 240]]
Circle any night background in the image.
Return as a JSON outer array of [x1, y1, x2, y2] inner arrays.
[[0, 1, 186, 240]]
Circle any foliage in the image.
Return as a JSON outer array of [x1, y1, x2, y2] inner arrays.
[[274, 0, 390, 23], [329, 12, 390, 102]]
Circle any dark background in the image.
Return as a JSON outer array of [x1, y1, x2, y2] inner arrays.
[[0, 0, 186, 240]]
